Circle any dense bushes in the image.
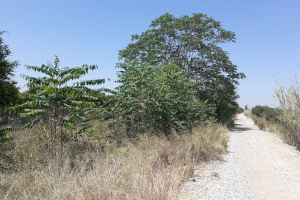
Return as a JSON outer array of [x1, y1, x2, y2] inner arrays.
[[251, 105, 279, 121], [236, 107, 244, 113], [114, 64, 214, 136], [247, 105, 279, 131]]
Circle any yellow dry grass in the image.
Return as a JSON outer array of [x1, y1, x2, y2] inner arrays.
[[0, 125, 228, 200]]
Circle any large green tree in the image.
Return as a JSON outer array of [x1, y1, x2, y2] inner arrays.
[[120, 13, 245, 123], [0, 32, 19, 121]]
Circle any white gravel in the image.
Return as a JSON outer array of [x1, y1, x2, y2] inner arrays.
[[179, 114, 300, 200]]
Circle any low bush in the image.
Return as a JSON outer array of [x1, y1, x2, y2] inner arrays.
[[114, 63, 214, 136], [251, 105, 279, 121], [236, 107, 244, 114], [0, 124, 228, 200]]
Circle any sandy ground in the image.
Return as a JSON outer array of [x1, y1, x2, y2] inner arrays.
[[179, 114, 300, 200]]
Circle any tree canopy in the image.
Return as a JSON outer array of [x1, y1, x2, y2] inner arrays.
[[120, 13, 245, 123], [12, 56, 106, 133], [0, 32, 19, 110], [9, 56, 107, 165]]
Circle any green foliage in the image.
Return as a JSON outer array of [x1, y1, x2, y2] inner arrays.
[[251, 105, 279, 121], [12, 56, 105, 127], [0, 32, 19, 116], [236, 107, 244, 113], [119, 13, 245, 124], [114, 63, 214, 136], [0, 32, 19, 150], [10, 56, 106, 161]]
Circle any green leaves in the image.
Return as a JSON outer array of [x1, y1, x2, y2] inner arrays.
[[115, 63, 213, 135], [77, 79, 105, 86], [119, 13, 245, 123], [0, 32, 19, 110], [251, 105, 279, 122], [12, 56, 106, 132]]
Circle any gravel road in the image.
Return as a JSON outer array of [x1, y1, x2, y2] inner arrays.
[[179, 114, 300, 200]]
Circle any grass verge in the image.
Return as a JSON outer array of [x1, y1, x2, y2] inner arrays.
[[0, 125, 228, 200], [244, 111, 270, 131], [244, 111, 296, 148]]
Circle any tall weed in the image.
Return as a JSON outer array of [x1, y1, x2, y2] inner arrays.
[[275, 79, 300, 148], [0, 125, 228, 200]]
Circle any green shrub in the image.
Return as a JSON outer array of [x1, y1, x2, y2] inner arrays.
[[251, 105, 279, 121], [114, 63, 215, 136], [236, 107, 244, 114]]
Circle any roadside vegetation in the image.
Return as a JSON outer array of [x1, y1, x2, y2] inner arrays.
[[275, 79, 300, 149], [0, 125, 228, 200], [245, 105, 279, 131], [0, 13, 243, 199], [245, 80, 300, 150]]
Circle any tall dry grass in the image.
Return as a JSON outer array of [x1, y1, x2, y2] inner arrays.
[[244, 111, 269, 131], [275, 79, 300, 149], [0, 125, 228, 200]]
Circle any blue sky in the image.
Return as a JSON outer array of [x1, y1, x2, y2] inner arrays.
[[1, 0, 300, 108]]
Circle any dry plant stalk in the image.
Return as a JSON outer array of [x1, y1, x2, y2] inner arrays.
[[0, 125, 228, 200]]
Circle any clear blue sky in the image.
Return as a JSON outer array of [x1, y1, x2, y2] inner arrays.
[[1, 0, 300, 108]]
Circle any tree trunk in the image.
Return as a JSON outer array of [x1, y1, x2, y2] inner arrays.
[[60, 123, 63, 169]]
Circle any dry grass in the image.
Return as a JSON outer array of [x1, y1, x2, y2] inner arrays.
[[244, 111, 269, 131], [0, 125, 228, 200], [244, 111, 282, 134], [245, 79, 300, 150], [275, 79, 300, 149]]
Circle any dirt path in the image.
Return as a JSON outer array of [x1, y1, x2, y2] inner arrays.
[[179, 113, 300, 200]]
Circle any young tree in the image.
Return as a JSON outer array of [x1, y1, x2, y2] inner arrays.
[[119, 13, 245, 124], [12, 56, 106, 159], [114, 63, 213, 136], [0, 32, 19, 123]]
